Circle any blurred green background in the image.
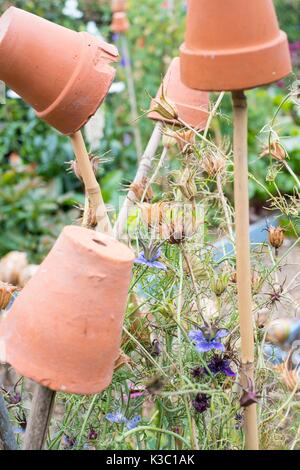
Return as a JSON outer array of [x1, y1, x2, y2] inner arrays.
[[0, 0, 299, 260]]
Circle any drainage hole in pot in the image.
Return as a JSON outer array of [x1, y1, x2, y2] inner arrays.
[[93, 239, 107, 247]]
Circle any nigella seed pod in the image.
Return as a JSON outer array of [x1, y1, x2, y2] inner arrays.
[[268, 226, 285, 254], [0, 282, 18, 310], [210, 273, 229, 297], [129, 177, 153, 203], [260, 141, 286, 161]]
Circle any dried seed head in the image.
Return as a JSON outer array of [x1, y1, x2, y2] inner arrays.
[[260, 141, 286, 161], [67, 154, 101, 181], [0, 282, 18, 310], [255, 308, 270, 329], [175, 167, 198, 201], [139, 202, 165, 230], [211, 273, 229, 297], [151, 83, 179, 121], [160, 203, 200, 244], [174, 129, 196, 155], [251, 271, 263, 295], [201, 149, 226, 177], [268, 226, 285, 253], [130, 177, 153, 203]]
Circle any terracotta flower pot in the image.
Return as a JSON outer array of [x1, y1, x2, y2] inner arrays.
[[0, 226, 134, 395], [111, 12, 129, 34], [0, 7, 119, 134], [149, 57, 209, 129], [111, 0, 127, 12], [180, 0, 292, 91]]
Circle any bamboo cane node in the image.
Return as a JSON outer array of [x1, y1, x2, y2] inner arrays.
[[86, 187, 101, 196], [240, 361, 255, 374]]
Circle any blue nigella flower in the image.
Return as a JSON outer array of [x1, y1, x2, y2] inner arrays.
[[126, 415, 141, 430], [189, 328, 229, 353], [135, 248, 166, 271], [105, 411, 127, 424], [105, 411, 141, 430]]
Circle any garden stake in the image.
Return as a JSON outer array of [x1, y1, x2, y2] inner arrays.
[[0, 393, 18, 450], [70, 131, 113, 235], [232, 91, 259, 450], [23, 385, 55, 450], [113, 122, 162, 238]]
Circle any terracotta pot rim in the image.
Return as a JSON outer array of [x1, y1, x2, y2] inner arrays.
[[3, 354, 114, 395], [181, 30, 288, 58], [180, 31, 291, 91]]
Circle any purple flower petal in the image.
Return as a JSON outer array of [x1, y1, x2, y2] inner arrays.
[[126, 415, 141, 430], [223, 366, 236, 377], [209, 341, 225, 352], [105, 412, 127, 424], [215, 329, 229, 339], [150, 260, 167, 271], [189, 330, 205, 342], [195, 341, 215, 353]]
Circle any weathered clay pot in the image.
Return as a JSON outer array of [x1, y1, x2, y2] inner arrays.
[[0, 7, 119, 134], [111, 0, 127, 12], [149, 57, 209, 129], [180, 0, 292, 91], [0, 226, 134, 395], [111, 12, 129, 34]]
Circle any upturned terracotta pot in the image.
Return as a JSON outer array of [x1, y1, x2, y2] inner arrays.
[[180, 0, 292, 91], [111, 0, 127, 12], [0, 7, 119, 134], [149, 57, 209, 129], [111, 12, 129, 34], [0, 226, 134, 395]]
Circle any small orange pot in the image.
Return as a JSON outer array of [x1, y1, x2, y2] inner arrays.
[[111, 0, 127, 12], [0, 7, 119, 134], [180, 0, 292, 91], [0, 226, 134, 395], [111, 12, 129, 34], [149, 57, 209, 129]]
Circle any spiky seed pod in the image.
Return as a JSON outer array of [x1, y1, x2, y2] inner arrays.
[[201, 149, 226, 177], [67, 154, 101, 181], [130, 177, 153, 203], [255, 308, 270, 329], [268, 226, 285, 255], [176, 167, 198, 201], [150, 84, 178, 121], [211, 273, 229, 297], [275, 355, 300, 391], [139, 202, 165, 230], [0, 282, 18, 310], [260, 141, 286, 161], [174, 129, 196, 155]]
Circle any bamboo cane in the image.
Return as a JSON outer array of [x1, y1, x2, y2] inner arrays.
[[70, 131, 113, 235], [232, 91, 259, 450], [0, 393, 18, 450], [23, 130, 112, 450], [113, 122, 162, 239], [23, 385, 55, 450]]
